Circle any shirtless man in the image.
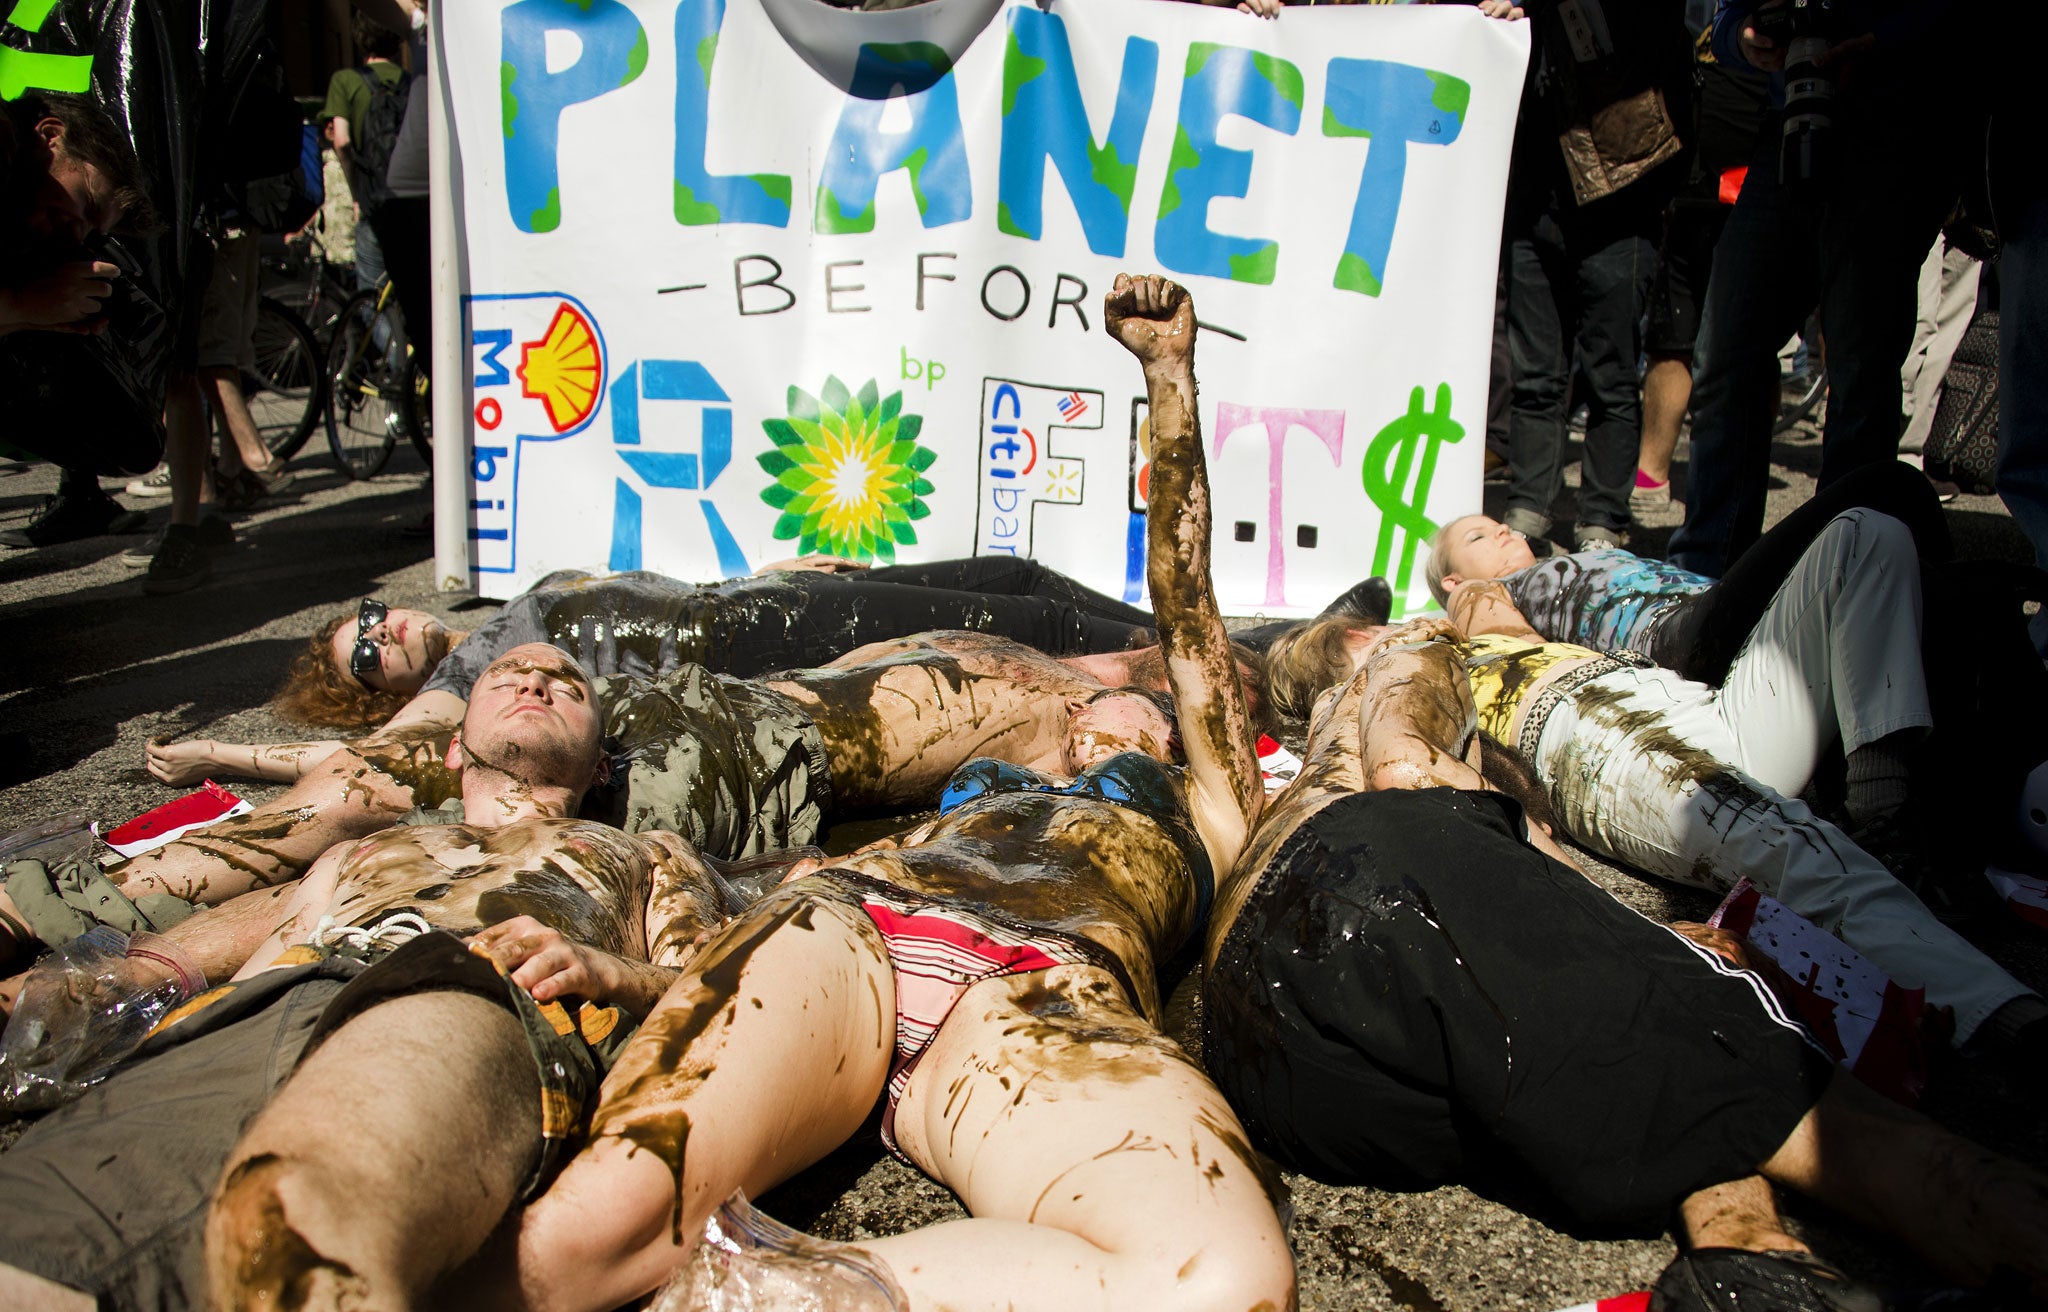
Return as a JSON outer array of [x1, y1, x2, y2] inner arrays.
[[0, 644, 736, 1311], [1, 627, 1263, 1001]]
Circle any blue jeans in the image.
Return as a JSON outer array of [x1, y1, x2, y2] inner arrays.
[[1997, 197, 2048, 657], [1668, 126, 1955, 576]]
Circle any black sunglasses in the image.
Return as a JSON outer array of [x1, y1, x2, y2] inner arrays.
[[350, 600, 390, 680]]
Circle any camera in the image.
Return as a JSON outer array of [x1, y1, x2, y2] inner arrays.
[[1770, 0, 1838, 189]]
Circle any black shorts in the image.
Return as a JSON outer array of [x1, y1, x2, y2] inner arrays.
[[1644, 195, 1733, 358], [1202, 788, 1833, 1230]]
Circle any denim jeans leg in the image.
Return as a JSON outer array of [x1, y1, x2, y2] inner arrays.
[[1998, 198, 2048, 657], [1505, 209, 1572, 525], [1668, 148, 1814, 576], [1573, 232, 1653, 532]]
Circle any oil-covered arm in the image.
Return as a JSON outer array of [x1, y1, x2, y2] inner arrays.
[[1107, 273, 1262, 880], [142, 689, 468, 787]]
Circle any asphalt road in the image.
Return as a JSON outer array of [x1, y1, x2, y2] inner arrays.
[[1, 421, 2043, 1310]]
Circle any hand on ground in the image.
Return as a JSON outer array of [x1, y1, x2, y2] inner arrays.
[[146, 738, 216, 788]]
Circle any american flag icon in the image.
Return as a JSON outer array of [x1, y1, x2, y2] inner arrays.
[[1057, 391, 1089, 422]]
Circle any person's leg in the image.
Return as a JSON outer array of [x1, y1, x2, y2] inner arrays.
[[1657, 459, 1950, 685], [1530, 669, 2032, 1043], [1809, 142, 1954, 491], [1568, 228, 1654, 538], [1996, 197, 2048, 658], [1640, 355, 1691, 487], [351, 214, 386, 293], [1204, 788, 1833, 1231], [1503, 202, 1573, 537], [865, 964, 1296, 1311], [366, 201, 433, 353], [206, 988, 542, 1307], [1708, 509, 1932, 799], [1668, 142, 1814, 576], [482, 885, 894, 1312], [1763, 1068, 2048, 1294], [860, 556, 1157, 630]]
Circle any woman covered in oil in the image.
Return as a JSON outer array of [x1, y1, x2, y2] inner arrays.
[[452, 275, 1295, 1312]]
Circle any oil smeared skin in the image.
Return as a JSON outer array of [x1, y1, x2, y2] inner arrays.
[[767, 636, 1105, 809], [212, 1154, 368, 1310], [836, 787, 1205, 1023], [322, 819, 661, 959], [591, 894, 832, 1243]]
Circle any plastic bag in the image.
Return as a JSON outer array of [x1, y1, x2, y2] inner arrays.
[[0, 811, 95, 870], [0, 925, 202, 1116], [653, 1191, 907, 1312]]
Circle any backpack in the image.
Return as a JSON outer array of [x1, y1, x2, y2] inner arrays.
[[240, 121, 325, 235], [348, 63, 412, 216]]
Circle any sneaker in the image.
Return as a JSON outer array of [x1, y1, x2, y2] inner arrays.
[[143, 524, 211, 594], [125, 465, 173, 498], [216, 464, 295, 511], [1321, 576, 1394, 627], [1652, 1249, 1883, 1312], [0, 490, 146, 547], [1629, 474, 1672, 515], [122, 513, 233, 568], [1846, 809, 1987, 926], [1574, 523, 1628, 551]]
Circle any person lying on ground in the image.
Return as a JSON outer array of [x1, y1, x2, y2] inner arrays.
[[1204, 617, 2048, 1305], [0, 615, 1268, 999], [0, 642, 742, 1312], [413, 272, 1292, 1312], [1423, 459, 1954, 686], [143, 554, 1162, 787], [1264, 581, 2048, 1070]]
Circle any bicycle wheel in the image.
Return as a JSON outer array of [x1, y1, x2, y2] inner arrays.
[[323, 290, 400, 480], [1774, 370, 1827, 435], [399, 351, 432, 465], [245, 297, 325, 459]]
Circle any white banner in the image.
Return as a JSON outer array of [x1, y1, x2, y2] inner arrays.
[[440, 0, 1528, 615]]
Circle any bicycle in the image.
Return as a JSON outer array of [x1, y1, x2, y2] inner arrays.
[[324, 278, 410, 479], [244, 295, 325, 459]]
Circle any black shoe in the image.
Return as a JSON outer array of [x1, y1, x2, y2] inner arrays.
[[215, 464, 295, 511], [1652, 1250, 1883, 1312], [143, 524, 211, 594], [1846, 809, 1991, 926], [1320, 577, 1393, 627], [0, 490, 146, 547]]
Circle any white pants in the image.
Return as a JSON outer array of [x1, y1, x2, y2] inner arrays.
[[1709, 508, 1933, 797], [1533, 669, 2025, 1042], [1900, 237, 1984, 454]]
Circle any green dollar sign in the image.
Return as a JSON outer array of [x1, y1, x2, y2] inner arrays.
[[2, 0, 94, 100], [1362, 382, 1462, 617]]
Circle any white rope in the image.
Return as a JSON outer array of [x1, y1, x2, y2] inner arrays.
[[309, 911, 437, 953]]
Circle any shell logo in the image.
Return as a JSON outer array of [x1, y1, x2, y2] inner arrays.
[[517, 303, 604, 434]]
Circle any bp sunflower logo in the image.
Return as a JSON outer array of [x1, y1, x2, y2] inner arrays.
[[757, 377, 937, 561]]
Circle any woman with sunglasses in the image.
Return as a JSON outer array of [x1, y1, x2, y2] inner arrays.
[[143, 553, 1161, 789]]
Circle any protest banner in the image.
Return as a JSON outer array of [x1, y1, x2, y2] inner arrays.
[[434, 0, 1529, 614]]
